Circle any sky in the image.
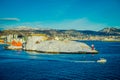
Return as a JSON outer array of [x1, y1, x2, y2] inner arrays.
[[0, 0, 120, 31]]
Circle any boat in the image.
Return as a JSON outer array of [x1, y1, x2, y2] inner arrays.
[[97, 58, 107, 63]]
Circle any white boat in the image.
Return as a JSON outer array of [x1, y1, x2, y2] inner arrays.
[[97, 58, 107, 63]]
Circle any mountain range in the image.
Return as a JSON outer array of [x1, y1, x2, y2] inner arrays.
[[0, 27, 120, 36]]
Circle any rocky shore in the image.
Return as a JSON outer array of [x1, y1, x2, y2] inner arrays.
[[2, 32, 98, 54], [5, 45, 22, 50], [25, 40, 98, 54]]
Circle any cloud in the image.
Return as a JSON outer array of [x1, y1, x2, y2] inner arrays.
[[48, 18, 107, 31], [0, 18, 20, 21], [0, 22, 50, 30], [0, 18, 110, 31]]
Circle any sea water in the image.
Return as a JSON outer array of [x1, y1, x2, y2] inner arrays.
[[0, 41, 120, 80]]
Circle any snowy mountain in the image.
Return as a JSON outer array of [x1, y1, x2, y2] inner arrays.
[[99, 27, 120, 34]]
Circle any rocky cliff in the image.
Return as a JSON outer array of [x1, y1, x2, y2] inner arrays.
[[25, 39, 98, 53]]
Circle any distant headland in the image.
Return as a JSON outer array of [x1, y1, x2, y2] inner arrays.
[[0, 27, 120, 41]]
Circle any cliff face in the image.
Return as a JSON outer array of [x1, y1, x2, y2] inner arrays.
[[36, 40, 92, 53], [25, 38, 97, 53], [25, 36, 46, 50]]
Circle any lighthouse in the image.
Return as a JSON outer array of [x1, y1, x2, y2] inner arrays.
[[91, 44, 94, 50]]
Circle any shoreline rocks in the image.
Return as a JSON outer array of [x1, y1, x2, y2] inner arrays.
[[5, 45, 22, 50], [25, 40, 98, 54]]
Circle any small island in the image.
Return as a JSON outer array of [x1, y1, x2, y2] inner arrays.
[[25, 39, 98, 54], [4, 33, 98, 54]]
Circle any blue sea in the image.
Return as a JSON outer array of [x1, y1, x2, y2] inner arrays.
[[0, 41, 120, 80]]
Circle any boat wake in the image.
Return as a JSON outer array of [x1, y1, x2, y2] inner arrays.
[[71, 60, 96, 63]]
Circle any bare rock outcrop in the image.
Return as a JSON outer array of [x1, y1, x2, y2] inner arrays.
[[25, 38, 98, 53]]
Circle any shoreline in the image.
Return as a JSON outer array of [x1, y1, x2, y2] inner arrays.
[[1, 39, 100, 54], [4, 45, 98, 54]]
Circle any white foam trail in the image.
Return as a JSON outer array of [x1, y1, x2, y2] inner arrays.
[[70, 60, 96, 63]]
